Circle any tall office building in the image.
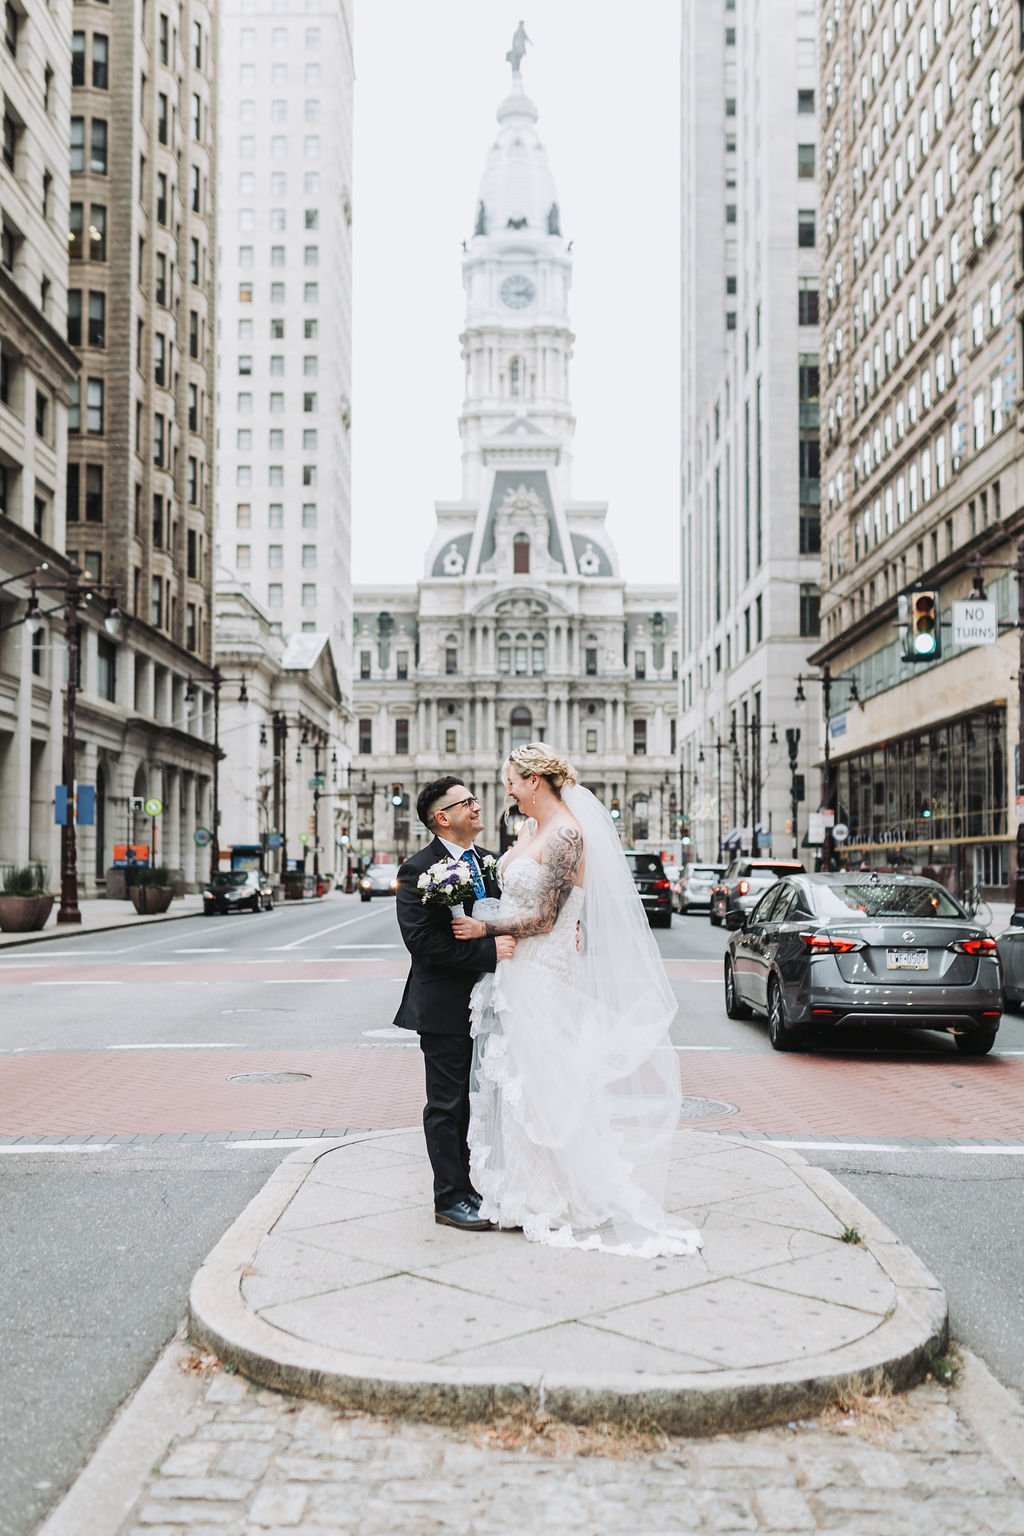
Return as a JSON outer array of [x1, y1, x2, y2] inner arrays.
[[66, 0, 216, 653], [215, 0, 353, 706], [678, 0, 822, 861], [817, 0, 1021, 893]]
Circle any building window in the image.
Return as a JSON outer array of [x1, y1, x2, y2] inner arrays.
[[395, 718, 409, 755], [445, 646, 457, 675], [268, 584, 283, 608], [358, 718, 372, 754], [798, 88, 815, 113], [799, 584, 821, 636], [510, 707, 532, 749], [360, 650, 371, 680], [86, 378, 103, 433], [797, 143, 816, 178], [585, 645, 598, 676], [84, 463, 103, 522], [301, 583, 316, 608], [396, 649, 408, 680], [635, 650, 646, 679], [513, 532, 530, 573], [632, 719, 647, 756], [585, 728, 598, 753], [797, 279, 819, 324]]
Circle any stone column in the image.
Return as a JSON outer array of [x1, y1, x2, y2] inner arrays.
[[164, 766, 181, 879], [181, 771, 197, 886]]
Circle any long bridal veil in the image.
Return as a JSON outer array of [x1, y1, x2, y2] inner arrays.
[[557, 783, 700, 1255]]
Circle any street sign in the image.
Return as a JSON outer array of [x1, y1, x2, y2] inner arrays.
[[144, 797, 163, 817], [833, 823, 850, 843], [308, 776, 325, 789], [267, 832, 283, 849], [807, 813, 825, 845], [952, 599, 997, 647], [822, 809, 835, 827], [194, 827, 212, 847]]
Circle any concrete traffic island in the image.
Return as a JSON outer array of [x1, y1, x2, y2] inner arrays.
[[188, 1128, 948, 1435]]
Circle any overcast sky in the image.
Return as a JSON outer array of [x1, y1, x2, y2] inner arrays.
[[350, 2, 681, 586]]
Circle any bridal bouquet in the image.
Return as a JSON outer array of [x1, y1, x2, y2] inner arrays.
[[417, 858, 477, 916]]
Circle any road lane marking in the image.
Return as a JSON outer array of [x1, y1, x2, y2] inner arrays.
[[174, 948, 228, 954], [334, 944, 401, 950], [272, 909, 388, 951], [104, 1043, 240, 1050], [33, 980, 123, 986], [673, 1045, 736, 1051], [261, 977, 349, 984]]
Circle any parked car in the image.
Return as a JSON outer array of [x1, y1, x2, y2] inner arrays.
[[709, 858, 805, 926], [996, 915, 1024, 1010], [203, 869, 274, 915], [723, 872, 1002, 1054], [673, 862, 726, 914], [624, 850, 673, 928], [359, 862, 400, 902]]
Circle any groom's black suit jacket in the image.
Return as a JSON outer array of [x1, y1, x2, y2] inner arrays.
[[393, 836, 500, 1036]]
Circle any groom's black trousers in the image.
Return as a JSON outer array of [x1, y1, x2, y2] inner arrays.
[[419, 1031, 475, 1208]]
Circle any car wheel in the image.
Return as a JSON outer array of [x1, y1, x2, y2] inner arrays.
[[657, 912, 672, 929], [360, 894, 371, 903], [710, 910, 722, 928], [724, 960, 752, 1020], [954, 1029, 998, 1056], [1002, 994, 1023, 1013], [767, 978, 801, 1052]]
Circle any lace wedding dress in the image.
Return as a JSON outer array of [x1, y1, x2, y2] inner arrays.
[[468, 843, 703, 1258]]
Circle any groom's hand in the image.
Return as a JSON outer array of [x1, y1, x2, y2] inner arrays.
[[495, 936, 516, 961]]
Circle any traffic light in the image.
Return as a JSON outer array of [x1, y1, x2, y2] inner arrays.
[[899, 589, 941, 662], [610, 798, 621, 820], [391, 783, 404, 807]]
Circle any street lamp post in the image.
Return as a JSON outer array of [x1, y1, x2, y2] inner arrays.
[[697, 737, 730, 859], [186, 666, 249, 883], [785, 727, 801, 859], [1, 563, 123, 923], [967, 541, 1024, 912], [795, 665, 860, 871], [727, 717, 778, 857]]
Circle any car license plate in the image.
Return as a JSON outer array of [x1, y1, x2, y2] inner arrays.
[[886, 948, 928, 970]]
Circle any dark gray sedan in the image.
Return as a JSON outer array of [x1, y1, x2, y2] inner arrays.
[[724, 873, 1002, 1055]]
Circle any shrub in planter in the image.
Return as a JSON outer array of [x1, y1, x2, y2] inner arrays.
[[129, 864, 175, 915], [0, 864, 55, 932]]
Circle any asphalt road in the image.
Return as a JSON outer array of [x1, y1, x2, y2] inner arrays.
[[1, 894, 1023, 1536]]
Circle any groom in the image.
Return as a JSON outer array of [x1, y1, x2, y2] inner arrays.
[[393, 775, 514, 1231]]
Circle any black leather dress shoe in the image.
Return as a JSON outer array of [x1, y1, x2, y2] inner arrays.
[[435, 1199, 493, 1231]]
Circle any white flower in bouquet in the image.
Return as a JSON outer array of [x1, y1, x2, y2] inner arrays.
[[418, 858, 477, 911]]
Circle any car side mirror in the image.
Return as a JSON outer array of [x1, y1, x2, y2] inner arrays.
[[725, 909, 746, 930]]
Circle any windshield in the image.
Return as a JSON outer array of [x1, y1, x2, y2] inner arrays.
[[690, 867, 721, 878], [626, 856, 664, 875], [212, 872, 249, 887], [371, 865, 399, 878], [814, 881, 964, 919]]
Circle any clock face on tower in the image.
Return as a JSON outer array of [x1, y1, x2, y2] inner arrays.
[[500, 274, 536, 309]]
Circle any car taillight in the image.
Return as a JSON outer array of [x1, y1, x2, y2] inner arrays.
[[653, 879, 671, 891], [951, 937, 997, 956], [799, 932, 865, 954], [737, 880, 749, 895]]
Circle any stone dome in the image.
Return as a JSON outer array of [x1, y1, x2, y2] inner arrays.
[[472, 76, 561, 242]]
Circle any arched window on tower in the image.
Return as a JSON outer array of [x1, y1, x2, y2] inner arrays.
[[514, 633, 529, 674], [510, 357, 522, 397], [531, 631, 545, 673], [497, 631, 511, 673], [510, 706, 532, 748], [513, 532, 530, 573]]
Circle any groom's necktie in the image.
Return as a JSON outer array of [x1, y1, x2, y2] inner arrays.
[[461, 848, 486, 899]]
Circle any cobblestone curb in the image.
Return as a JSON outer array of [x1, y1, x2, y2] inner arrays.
[[188, 1130, 948, 1435]]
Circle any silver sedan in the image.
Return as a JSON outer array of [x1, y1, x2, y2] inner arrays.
[[724, 872, 1002, 1054]]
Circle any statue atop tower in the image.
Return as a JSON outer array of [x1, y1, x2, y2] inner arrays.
[[506, 20, 531, 76]]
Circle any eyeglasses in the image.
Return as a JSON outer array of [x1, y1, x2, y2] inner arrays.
[[435, 795, 480, 814]]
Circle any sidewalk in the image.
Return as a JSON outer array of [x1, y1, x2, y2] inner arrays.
[[0, 894, 206, 948], [189, 1128, 948, 1435]]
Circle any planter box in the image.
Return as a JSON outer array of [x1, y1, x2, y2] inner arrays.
[[0, 894, 55, 932], [129, 887, 174, 916]]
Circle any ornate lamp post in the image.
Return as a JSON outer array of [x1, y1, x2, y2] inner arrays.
[[697, 737, 730, 859], [185, 666, 249, 883], [794, 665, 861, 871], [1, 564, 123, 923], [728, 716, 779, 856]]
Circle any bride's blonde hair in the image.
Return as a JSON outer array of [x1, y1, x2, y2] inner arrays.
[[502, 742, 578, 820]]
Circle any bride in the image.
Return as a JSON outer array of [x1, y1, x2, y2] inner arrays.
[[451, 742, 702, 1258]]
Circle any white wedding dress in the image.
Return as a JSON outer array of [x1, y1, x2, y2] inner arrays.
[[468, 800, 703, 1259]]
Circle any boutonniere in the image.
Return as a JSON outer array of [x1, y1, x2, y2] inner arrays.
[[480, 854, 500, 878]]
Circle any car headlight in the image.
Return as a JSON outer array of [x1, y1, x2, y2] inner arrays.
[[202, 890, 213, 899], [360, 879, 371, 889]]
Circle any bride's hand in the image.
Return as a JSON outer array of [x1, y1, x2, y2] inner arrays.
[[451, 914, 486, 940]]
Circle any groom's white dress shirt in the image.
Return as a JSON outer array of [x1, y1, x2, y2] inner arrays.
[[437, 836, 483, 868]]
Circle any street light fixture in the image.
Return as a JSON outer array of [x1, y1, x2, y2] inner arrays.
[[793, 664, 863, 870]]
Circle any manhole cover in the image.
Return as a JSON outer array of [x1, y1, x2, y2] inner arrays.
[[679, 1095, 738, 1120], [228, 1071, 312, 1085]]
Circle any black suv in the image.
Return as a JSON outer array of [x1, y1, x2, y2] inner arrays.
[[624, 850, 673, 928], [203, 869, 275, 915]]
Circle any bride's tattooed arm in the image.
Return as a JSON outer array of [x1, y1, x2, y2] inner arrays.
[[484, 826, 582, 938]]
